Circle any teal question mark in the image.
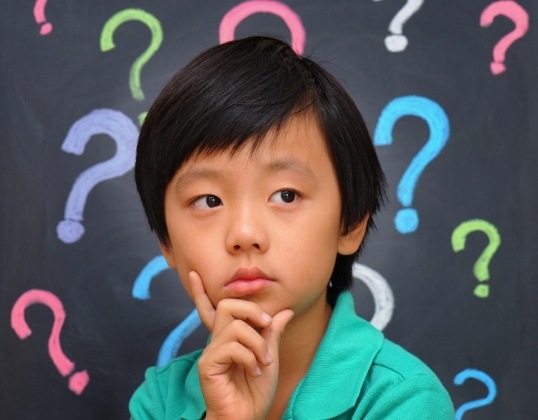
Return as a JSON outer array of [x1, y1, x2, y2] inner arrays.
[[451, 219, 501, 298], [374, 96, 450, 233], [454, 369, 497, 419], [133, 256, 201, 367]]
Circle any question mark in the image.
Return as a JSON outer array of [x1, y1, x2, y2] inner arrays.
[[352, 263, 394, 331], [374, 0, 425, 52], [454, 368, 497, 419], [374, 95, 450, 234], [11, 289, 89, 395], [100, 9, 163, 102], [57, 109, 138, 244], [133, 256, 202, 367], [220, 0, 306, 55], [480, 1, 529, 75], [451, 219, 501, 298], [33, 0, 53, 35]]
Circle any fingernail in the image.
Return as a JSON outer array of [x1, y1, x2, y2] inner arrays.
[[265, 351, 273, 364], [262, 312, 272, 323], [255, 366, 262, 377]]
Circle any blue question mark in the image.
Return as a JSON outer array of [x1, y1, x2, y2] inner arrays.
[[374, 96, 450, 234], [133, 256, 201, 367], [454, 368, 497, 419], [57, 109, 139, 243]]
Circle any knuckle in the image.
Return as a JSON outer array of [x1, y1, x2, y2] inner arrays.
[[229, 318, 247, 332], [216, 298, 234, 312]]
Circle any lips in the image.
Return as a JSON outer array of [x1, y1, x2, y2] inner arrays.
[[224, 267, 273, 296]]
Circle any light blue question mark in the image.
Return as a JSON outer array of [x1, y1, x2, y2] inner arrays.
[[133, 256, 201, 367], [374, 96, 450, 233], [57, 109, 139, 243], [454, 368, 497, 419]]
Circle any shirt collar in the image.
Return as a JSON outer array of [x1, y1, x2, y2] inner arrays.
[[182, 356, 206, 420], [180, 291, 383, 419], [284, 291, 384, 418]]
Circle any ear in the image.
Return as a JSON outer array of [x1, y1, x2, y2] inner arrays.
[[337, 215, 369, 255], [160, 242, 178, 269]]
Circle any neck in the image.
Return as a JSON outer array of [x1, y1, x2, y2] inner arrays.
[[278, 294, 333, 384], [264, 292, 333, 420]]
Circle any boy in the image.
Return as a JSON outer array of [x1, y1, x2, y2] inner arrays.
[[130, 36, 454, 419]]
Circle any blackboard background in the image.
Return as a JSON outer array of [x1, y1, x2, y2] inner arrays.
[[1, 0, 537, 418]]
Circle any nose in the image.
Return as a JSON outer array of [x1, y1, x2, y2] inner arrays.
[[225, 204, 269, 254]]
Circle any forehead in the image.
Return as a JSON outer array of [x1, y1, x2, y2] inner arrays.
[[182, 112, 330, 170]]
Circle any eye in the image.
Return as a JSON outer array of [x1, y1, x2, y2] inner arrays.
[[191, 195, 222, 209], [270, 189, 299, 205]]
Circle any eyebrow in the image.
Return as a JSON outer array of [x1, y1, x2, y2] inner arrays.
[[264, 158, 317, 182], [174, 168, 223, 191], [174, 157, 317, 191]]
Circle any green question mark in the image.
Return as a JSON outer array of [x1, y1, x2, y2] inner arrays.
[[100, 9, 163, 102], [451, 219, 501, 298]]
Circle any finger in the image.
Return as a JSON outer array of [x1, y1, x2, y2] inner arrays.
[[212, 298, 272, 335], [209, 318, 273, 366], [200, 341, 262, 378], [261, 309, 294, 358], [189, 271, 216, 331]]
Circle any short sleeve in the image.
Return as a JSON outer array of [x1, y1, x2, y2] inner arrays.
[[129, 367, 166, 420], [360, 374, 454, 420]]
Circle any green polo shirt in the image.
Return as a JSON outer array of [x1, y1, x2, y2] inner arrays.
[[130, 292, 454, 419]]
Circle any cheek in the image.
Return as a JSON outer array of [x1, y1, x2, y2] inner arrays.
[[277, 216, 340, 273], [170, 234, 222, 296], [173, 238, 213, 275]]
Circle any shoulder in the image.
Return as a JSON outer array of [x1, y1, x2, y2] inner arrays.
[[289, 292, 453, 419], [356, 338, 454, 419], [129, 350, 203, 420]]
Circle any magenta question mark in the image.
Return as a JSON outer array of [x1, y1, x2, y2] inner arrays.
[[11, 289, 89, 395], [57, 109, 138, 244], [34, 0, 53, 35], [219, 0, 306, 55], [480, 1, 529, 75]]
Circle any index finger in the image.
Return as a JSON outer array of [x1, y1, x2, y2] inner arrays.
[[189, 271, 216, 331]]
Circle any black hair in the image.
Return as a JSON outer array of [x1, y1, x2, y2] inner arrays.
[[135, 36, 386, 306]]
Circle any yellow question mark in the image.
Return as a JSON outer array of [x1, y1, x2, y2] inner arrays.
[[451, 219, 501, 298], [100, 8, 162, 124]]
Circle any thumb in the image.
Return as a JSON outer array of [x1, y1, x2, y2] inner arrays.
[[262, 309, 294, 354]]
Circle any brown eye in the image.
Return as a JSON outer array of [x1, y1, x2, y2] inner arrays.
[[270, 189, 298, 204], [280, 190, 296, 203], [206, 195, 221, 207], [192, 195, 222, 209]]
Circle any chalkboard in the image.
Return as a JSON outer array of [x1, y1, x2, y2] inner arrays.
[[2, 1, 537, 419]]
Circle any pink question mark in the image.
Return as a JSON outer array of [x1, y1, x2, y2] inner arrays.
[[11, 289, 89, 395], [219, 0, 306, 55], [480, 1, 529, 75], [34, 0, 53, 35]]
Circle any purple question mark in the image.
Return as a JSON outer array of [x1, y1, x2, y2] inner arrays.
[[57, 109, 138, 243], [133, 256, 201, 367], [454, 368, 497, 419]]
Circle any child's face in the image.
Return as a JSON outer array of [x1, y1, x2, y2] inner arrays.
[[160, 113, 365, 318]]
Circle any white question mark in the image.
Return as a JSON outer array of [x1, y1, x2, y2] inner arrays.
[[57, 109, 138, 243], [374, 0, 425, 52], [353, 262, 395, 330]]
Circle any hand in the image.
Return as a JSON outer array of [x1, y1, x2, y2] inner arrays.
[[189, 271, 294, 420]]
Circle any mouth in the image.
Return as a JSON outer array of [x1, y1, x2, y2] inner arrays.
[[224, 267, 273, 296]]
